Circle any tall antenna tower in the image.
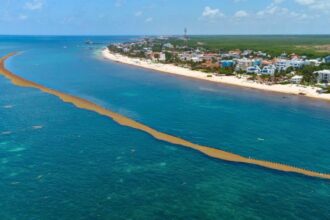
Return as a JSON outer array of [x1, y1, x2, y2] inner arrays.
[[184, 27, 188, 47]]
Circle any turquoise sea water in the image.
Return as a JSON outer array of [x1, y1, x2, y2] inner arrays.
[[0, 36, 329, 219]]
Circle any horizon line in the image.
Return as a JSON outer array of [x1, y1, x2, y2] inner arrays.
[[1, 34, 330, 37]]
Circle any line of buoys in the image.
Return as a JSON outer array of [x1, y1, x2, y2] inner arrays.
[[1, 53, 329, 180]]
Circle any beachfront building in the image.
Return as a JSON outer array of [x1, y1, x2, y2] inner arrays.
[[261, 65, 276, 75], [280, 53, 288, 58], [191, 55, 203, 62], [252, 59, 262, 66], [201, 53, 219, 62], [246, 66, 261, 74], [228, 49, 241, 59], [178, 52, 191, 62], [123, 48, 130, 53], [178, 53, 190, 61], [236, 58, 253, 71], [275, 59, 291, 71], [314, 70, 330, 83], [220, 60, 235, 68], [149, 52, 166, 62], [159, 52, 166, 62], [290, 75, 303, 84], [262, 60, 274, 66], [163, 43, 174, 49], [307, 59, 322, 67], [290, 59, 305, 68], [256, 51, 268, 57], [274, 57, 307, 71], [324, 56, 330, 63], [242, 50, 253, 57], [178, 52, 203, 63], [143, 47, 152, 52], [220, 52, 230, 59], [144, 50, 152, 58]]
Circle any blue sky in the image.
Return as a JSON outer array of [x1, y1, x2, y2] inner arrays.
[[0, 0, 330, 35]]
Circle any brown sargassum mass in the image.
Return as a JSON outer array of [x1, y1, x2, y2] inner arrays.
[[1, 53, 329, 180]]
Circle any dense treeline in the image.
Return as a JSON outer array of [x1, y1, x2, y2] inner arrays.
[[169, 35, 330, 58]]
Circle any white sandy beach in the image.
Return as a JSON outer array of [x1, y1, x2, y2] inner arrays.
[[102, 48, 330, 102]]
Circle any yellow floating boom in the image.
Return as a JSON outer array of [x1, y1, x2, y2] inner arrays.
[[1, 53, 329, 180]]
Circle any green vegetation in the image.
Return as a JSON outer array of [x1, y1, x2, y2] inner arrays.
[[169, 35, 330, 58], [108, 35, 330, 87], [322, 86, 330, 93], [297, 62, 330, 85], [219, 67, 235, 75]]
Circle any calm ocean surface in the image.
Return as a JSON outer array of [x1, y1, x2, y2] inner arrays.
[[0, 36, 329, 220]]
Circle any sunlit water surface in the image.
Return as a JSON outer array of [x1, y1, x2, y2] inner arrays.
[[0, 36, 329, 220]]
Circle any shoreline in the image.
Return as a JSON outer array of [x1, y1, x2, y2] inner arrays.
[[102, 48, 330, 102], [1, 52, 330, 180]]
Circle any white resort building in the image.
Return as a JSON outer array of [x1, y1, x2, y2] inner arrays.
[[235, 58, 253, 71], [275, 59, 291, 71], [290, 59, 305, 68], [261, 65, 276, 75], [290, 75, 303, 84], [246, 66, 261, 74], [314, 70, 330, 83]]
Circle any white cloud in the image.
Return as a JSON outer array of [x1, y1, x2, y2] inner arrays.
[[257, 0, 293, 17], [295, 0, 315, 5], [25, 0, 43, 10], [201, 6, 225, 20], [256, 2, 312, 20], [18, 14, 28, 20], [115, 0, 124, 7], [295, 0, 330, 12], [145, 17, 153, 22], [135, 11, 143, 17], [256, 0, 298, 18], [273, 0, 285, 4], [234, 10, 249, 18]]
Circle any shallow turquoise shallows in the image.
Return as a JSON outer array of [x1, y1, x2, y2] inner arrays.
[[0, 36, 329, 220]]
